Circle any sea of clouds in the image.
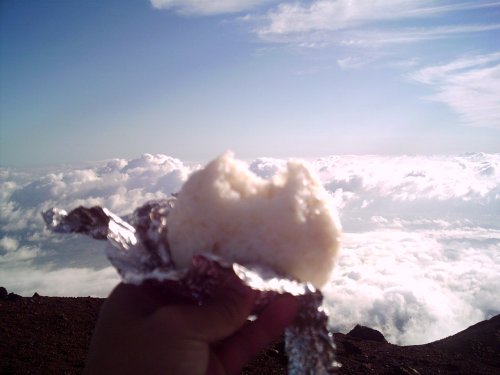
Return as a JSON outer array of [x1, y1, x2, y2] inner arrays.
[[1, 152, 499, 345]]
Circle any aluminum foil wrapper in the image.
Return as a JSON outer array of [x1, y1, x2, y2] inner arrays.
[[43, 199, 340, 374]]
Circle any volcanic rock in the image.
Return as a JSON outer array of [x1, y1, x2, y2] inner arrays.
[[6, 292, 21, 301], [0, 286, 7, 300], [0, 294, 499, 374], [347, 324, 388, 343]]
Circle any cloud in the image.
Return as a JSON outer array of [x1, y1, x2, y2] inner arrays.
[[150, 0, 275, 15], [0, 236, 41, 264], [337, 55, 377, 69], [251, 0, 500, 54], [249, 157, 287, 179], [325, 226, 500, 344], [0, 154, 197, 297], [316, 153, 500, 207], [6, 153, 193, 216], [257, 0, 500, 37], [1, 263, 120, 297], [311, 153, 500, 344], [0, 236, 19, 252], [411, 52, 500, 84], [1, 152, 499, 343], [150, 0, 500, 18], [259, 0, 425, 36], [338, 24, 500, 47], [404, 1, 500, 15], [410, 53, 500, 128]]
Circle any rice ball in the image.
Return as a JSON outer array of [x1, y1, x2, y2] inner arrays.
[[167, 152, 341, 288]]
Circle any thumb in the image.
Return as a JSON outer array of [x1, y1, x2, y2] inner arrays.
[[176, 281, 257, 342]]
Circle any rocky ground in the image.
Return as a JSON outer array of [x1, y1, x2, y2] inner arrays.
[[1, 287, 499, 374]]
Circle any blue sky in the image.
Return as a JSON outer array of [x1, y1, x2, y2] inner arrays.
[[1, 0, 499, 166]]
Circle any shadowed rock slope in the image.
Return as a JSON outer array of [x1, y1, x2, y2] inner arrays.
[[0, 289, 498, 374]]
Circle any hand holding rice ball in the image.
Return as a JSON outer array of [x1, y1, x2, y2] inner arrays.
[[167, 152, 341, 288]]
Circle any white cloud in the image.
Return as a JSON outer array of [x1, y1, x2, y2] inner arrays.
[[0, 153, 197, 296], [0, 236, 19, 252], [5, 153, 194, 218], [315, 153, 500, 210], [411, 52, 500, 84], [247, 0, 500, 61], [338, 24, 500, 47], [258, 0, 500, 37], [0, 245, 41, 263], [249, 157, 287, 179], [337, 55, 377, 69], [404, 1, 500, 15], [150, 0, 500, 18], [324, 226, 500, 344], [0, 235, 42, 264], [311, 153, 500, 344], [1, 264, 120, 297], [150, 0, 275, 15], [259, 0, 425, 36], [1, 153, 499, 344], [410, 53, 500, 128]]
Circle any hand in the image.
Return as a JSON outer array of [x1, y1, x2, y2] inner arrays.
[[84, 279, 299, 375]]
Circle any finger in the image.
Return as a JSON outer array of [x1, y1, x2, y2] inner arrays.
[[213, 294, 299, 375], [104, 283, 169, 318], [100, 283, 154, 322], [157, 281, 258, 342], [106, 280, 197, 318]]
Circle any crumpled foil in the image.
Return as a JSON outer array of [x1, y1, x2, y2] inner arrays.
[[42, 198, 339, 374]]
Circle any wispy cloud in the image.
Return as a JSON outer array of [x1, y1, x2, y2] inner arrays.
[[255, 1, 500, 47], [410, 53, 500, 128], [336, 55, 378, 69], [258, 0, 427, 36], [339, 24, 500, 47], [150, 0, 275, 15], [401, 1, 500, 16], [411, 52, 500, 84], [258, 1, 499, 35]]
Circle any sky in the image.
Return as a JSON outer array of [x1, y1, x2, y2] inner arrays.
[[1, 0, 500, 166]]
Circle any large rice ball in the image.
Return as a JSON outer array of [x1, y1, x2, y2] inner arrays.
[[167, 152, 341, 288]]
